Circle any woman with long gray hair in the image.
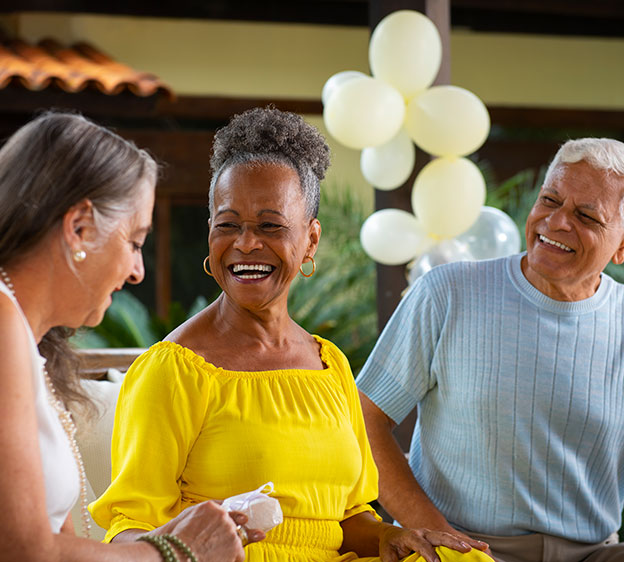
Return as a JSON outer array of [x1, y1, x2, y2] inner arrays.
[[0, 111, 261, 561]]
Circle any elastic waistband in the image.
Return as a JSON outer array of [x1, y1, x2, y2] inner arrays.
[[264, 517, 343, 551]]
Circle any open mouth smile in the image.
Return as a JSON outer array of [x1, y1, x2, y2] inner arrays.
[[230, 263, 275, 280], [539, 234, 574, 253]]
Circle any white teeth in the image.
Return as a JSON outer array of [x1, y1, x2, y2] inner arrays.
[[539, 234, 573, 252], [237, 273, 269, 279], [232, 264, 273, 273]]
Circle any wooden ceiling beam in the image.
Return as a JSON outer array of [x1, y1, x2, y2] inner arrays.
[[4, 1, 624, 36], [450, 0, 624, 18]]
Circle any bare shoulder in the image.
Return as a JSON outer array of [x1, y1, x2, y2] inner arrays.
[[165, 311, 200, 345], [165, 307, 222, 358], [0, 292, 31, 381], [0, 290, 39, 437], [0, 293, 61, 545]]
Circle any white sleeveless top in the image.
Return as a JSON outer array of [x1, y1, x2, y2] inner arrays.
[[0, 281, 79, 532]]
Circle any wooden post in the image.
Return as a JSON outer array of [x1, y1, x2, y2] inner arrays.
[[369, 0, 451, 331]]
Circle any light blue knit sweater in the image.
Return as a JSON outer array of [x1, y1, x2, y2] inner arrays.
[[357, 253, 624, 542]]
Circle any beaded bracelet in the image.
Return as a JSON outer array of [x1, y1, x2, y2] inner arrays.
[[137, 535, 178, 562], [162, 534, 199, 562], [137, 534, 199, 562]]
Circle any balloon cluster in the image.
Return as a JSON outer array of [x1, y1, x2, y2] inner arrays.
[[322, 10, 521, 280]]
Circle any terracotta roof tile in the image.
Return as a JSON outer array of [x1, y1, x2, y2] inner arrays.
[[0, 38, 175, 100]]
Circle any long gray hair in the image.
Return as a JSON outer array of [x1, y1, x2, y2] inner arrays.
[[0, 111, 157, 410]]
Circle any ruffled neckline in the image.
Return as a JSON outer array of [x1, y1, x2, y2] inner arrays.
[[153, 335, 335, 378]]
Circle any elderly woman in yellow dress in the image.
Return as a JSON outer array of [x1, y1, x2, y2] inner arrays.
[[91, 107, 492, 562]]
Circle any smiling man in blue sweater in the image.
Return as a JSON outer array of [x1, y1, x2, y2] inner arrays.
[[357, 138, 624, 562]]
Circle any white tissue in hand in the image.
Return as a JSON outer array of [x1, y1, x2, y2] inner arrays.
[[222, 482, 283, 533], [242, 494, 283, 532]]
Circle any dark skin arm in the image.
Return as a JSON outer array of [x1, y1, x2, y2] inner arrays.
[[340, 511, 473, 562]]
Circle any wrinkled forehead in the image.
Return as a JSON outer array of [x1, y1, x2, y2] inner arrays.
[[212, 161, 306, 212], [543, 161, 624, 219], [547, 160, 624, 193]]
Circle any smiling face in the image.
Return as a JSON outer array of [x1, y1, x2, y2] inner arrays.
[[208, 162, 320, 312], [523, 160, 624, 301], [78, 179, 155, 326]]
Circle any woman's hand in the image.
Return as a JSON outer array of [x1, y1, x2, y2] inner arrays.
[[152, 501, 265, 561], [379, 525, 473, 562]]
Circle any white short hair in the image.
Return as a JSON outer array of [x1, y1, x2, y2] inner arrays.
[[544, 138, 624, 222], [545, 138, 624, 186]]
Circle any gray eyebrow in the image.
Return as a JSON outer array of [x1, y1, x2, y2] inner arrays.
[[542, 187, 600, 213]]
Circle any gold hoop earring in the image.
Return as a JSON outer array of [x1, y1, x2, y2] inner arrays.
[[299, 257, 316, 278], [73, 249, 86, 262], [203, 256, 213, 277]]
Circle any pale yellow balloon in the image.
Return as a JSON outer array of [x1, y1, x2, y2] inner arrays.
[[369, 10, 442, 100], [405, 86, 490, 157], [360, 129, 415, 190], [323, 76, 405, 150], [360, 209, 431, 265], [411, 157, 486, 239], [321, 70, 367, 106]]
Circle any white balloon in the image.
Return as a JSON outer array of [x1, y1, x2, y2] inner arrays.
[[369, 10, 442, 99], [323, 76, 405, 150], [407, 239, 474, 284], [455, 206, 522, 260], [321, 70, 368, 106], [360, 129, 416, 190], [405, 85, 490, 157], [360, 209, 433, 265]]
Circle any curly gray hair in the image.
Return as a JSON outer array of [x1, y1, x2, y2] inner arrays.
[[209, 107, 331, 218]]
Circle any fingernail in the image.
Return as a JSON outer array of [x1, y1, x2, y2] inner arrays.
[[460, 542, 471, 549], [247, 530, 265, 542]]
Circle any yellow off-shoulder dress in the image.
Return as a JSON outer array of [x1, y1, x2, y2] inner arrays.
[[89, 337, 489, 562]]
